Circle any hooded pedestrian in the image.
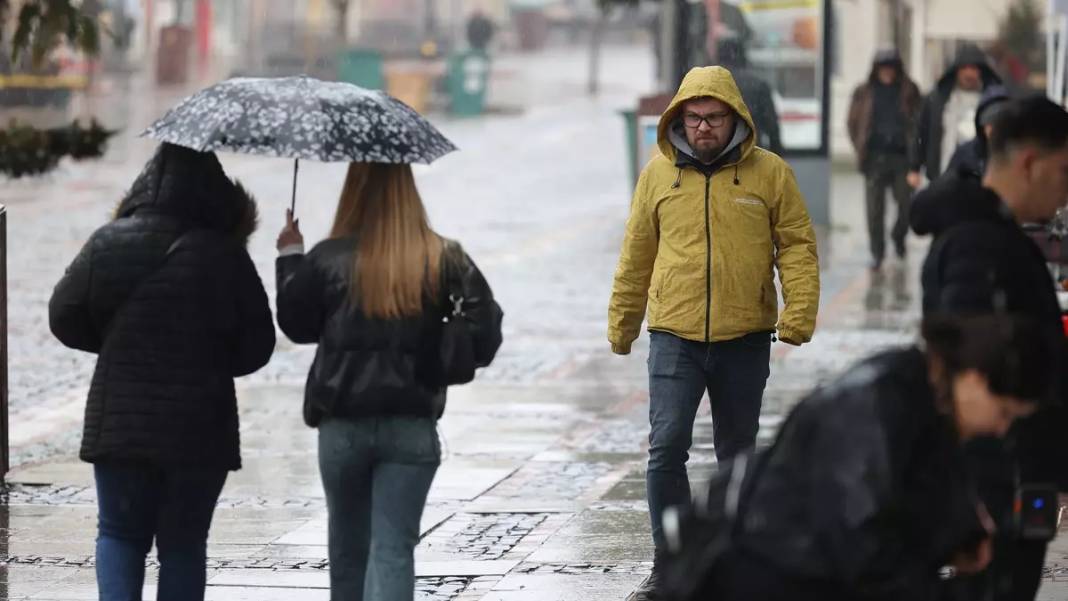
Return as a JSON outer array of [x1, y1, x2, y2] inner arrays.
[[847, 49, 923, 269], [608, 65, 819, 601], [909, 44, 1001, 185], [943, 84, 1011, 180], [48, 143, 276, 601], [275, 162, 503, 601]]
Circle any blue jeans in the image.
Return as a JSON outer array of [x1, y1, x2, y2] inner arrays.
[[318, 416, 441, 601], [94, 463, 228, 601], [646, 330, 771, 552]]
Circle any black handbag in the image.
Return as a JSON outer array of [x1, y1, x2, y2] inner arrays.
[[432, 246, 478, 386]]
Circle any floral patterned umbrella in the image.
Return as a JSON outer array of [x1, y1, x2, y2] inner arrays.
[[141, 75, 458, 210]]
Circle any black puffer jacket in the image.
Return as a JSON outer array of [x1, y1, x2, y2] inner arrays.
[[911, 172, 1067, 485], [49, 144, 276, 470], [276, 240, 503, 426]]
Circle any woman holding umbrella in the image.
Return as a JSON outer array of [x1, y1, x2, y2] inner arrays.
[[274, 162, 503, 601], [140, 74, 502, 600]]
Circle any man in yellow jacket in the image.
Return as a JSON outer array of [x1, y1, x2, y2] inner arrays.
[[608, 66, 819, 599]]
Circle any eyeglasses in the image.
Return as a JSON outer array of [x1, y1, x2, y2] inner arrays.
[[683, 112, 731, 129]]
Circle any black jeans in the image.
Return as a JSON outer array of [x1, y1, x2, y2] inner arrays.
[[864, 153, 912, 262], [645, 330, 771, 551]]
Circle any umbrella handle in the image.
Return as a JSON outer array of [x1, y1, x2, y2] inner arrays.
[[290, 158, 299, 215]]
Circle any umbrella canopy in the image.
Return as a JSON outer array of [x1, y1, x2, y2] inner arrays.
[[141, 75, 457, 165]]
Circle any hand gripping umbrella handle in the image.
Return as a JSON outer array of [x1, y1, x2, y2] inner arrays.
[[290, 158, 299, 215]]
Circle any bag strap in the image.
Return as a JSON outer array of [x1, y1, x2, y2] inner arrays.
[[103, 229, 191, 339], [440, 241, 465, 318]]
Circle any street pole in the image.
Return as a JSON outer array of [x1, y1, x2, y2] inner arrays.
[[0, 206, 9, 482], [425, 0, 438, 39], [145, 0, 155, 64], [588, 6, 607, 95], [658, 0, 678, 92], [705, 0, 719, 62]]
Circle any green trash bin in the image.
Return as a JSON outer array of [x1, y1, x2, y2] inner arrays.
[[338, 48, 385, 90], [447, 51, 491, 117]]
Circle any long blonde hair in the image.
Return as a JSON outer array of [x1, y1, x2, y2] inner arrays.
[[331, 162, 443, 319]]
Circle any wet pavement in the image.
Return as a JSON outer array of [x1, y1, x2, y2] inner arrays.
[[1, 43, 1065, 600]]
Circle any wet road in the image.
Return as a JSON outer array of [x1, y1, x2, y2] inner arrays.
[[2, 43, 1064, 600]]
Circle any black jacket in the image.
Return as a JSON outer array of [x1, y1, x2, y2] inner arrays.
[[712, 349, 982, 600], [731, 69, 783, 155], [276, 240, 503, 426], [911, 172, 1067, 486], [911, 45, 1001, 180], [49, 144, 276, 471]]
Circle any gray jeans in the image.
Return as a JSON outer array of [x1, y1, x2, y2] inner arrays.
[[318, 416, 440, 601]]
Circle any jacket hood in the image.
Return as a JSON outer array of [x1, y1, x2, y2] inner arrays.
[[909, 170, 1006, 236], [969, 84, 1011, 160], [936, 44, 1001, 93], [115, 143, 258, 244], [868, 49, 904, 82], [657, 66, 757, 162]]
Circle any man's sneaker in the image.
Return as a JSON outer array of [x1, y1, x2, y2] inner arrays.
[[628, 564, 664, 601], [870, 257, 883, 272]]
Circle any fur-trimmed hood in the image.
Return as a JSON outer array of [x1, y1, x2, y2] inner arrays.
[[115, 143, 258, 245]]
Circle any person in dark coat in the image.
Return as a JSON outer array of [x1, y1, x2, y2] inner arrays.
[[847, 49, 923, 269], [716, 38, 783, 154], [48, 143, 276, 601], [943, 84, 1011, 180], [911, 95, 1068, 601], [663, 313, 1054, 601], [909, 44, 1001, 186], [275, 162, 503, 601]]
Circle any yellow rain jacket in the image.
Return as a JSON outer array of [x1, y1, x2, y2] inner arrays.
[[608, 67, 819, 354]]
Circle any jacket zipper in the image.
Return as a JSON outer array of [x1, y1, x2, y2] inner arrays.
[[704, 174, 712, 343]]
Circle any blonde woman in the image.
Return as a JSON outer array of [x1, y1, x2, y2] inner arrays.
[[275, 162, 503, 601]]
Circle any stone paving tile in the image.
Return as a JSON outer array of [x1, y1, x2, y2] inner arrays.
[[513, 561, 652, 576], [479, 572, 648, 601], [420, 513, 551, 561], [480, 462, 616, 503], [15, 572, 482, 601]]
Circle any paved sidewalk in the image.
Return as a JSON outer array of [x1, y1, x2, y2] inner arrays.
[[3, 42, 1067, 601]]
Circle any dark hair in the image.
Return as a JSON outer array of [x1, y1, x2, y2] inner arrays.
[[922, 313, 1055, 403], [988, 95, 1068, 162]]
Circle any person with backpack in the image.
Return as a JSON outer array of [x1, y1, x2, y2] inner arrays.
[[274, 162, 503, 601]]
